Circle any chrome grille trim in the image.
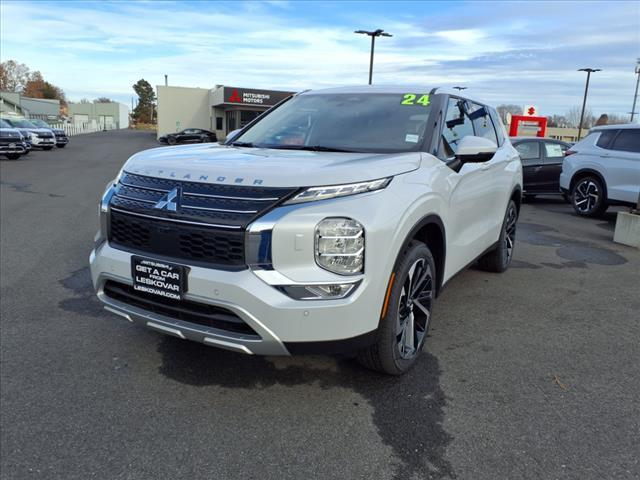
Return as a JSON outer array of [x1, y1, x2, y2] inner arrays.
[[110, 207, 243, 229]]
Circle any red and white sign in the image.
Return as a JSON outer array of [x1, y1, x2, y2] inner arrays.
[[523, 105, 538, 116]]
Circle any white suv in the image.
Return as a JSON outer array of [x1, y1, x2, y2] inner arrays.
[[560, 124, 640, 216], [90, 86, 522, 375]]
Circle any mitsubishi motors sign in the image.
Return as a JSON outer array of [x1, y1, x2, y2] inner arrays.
[[223, 87, 293, 107]]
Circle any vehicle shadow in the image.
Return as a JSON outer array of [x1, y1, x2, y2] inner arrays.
[[157, 336, 456, 480], [524, 194, 619, 226]]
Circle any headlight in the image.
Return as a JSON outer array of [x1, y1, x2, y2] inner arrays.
[[285, 177, 391, 204], [315, 218, 364, 275]]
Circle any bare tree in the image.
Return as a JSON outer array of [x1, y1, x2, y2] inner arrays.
[[565, 106, 594, 129], [94, 97, 114, 103], [496, 104, 523, 123], [603, 114, 630, 125], [0, 60, 31, 92]]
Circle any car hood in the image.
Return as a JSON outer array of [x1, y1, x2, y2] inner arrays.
[[123, 144, 422, 188], [52, 128, 65, 134], [0, 128, 22, 137], [24, 128, 53, 134]]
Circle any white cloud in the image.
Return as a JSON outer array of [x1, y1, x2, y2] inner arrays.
[[0, 0, 638, 116]]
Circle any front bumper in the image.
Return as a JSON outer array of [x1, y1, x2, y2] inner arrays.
[[90, 242, 381, 355], [32, 137, 56, 147], [55, 135, 69, 145], [0, 144, 26, 154]]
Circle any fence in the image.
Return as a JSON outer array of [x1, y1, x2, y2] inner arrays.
[[48, 121, 118, 136]]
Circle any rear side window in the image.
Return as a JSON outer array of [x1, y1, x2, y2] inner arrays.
[[470, 103, 498, 145], [611, 129, 640, 153], [515, 141, 540, 160], [490, 108, 506, 146], [596, 130, 617, 149]]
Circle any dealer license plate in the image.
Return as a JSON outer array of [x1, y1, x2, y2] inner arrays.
[[131, 256, 187, 300]]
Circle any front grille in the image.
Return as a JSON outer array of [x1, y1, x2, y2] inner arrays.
[[38, 132, 54, 138], [103, 281, 260, 338], [110, 210, 245, 267], [108, 172, 297, 268]]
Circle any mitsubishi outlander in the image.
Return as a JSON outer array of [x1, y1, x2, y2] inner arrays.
[[90, 86, 522, 375]]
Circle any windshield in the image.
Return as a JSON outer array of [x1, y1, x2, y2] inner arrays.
[[29, 119, 50, 128], [6, 119, 36, 128], [0, 119, 11, 128], [233, 93, 433, 153]]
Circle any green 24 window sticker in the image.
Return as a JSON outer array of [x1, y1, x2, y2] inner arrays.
[[401, 94, 430, 106]]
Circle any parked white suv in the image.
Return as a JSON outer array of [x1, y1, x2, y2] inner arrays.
[[90, 86, 522, 375], [560, 124, 640, 216]]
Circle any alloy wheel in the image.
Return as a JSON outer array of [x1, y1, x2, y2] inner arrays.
[[396, 259, 433, 359], [503, 204, 518, 265], [574, 179, 600, 214]]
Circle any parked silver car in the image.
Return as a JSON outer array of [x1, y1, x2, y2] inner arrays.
[[560, 125, 640, 216]]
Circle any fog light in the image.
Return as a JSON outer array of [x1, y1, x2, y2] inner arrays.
[[315, 218, 364, 275], [278, 281, 360, 300]]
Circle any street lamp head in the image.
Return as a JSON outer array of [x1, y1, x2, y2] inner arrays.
[[578, 68, 602, 73], [354, 28, 392, 37]]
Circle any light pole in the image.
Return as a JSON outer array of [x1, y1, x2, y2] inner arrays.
[[354, 29, 392, 85], [577, 68, 601, 140], [630, 59, 640, 122]]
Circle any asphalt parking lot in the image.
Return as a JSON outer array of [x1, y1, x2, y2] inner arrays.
[[1, 129, 639, 480]]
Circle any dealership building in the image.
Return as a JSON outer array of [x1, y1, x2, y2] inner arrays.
[[157, 84, 294, 140]]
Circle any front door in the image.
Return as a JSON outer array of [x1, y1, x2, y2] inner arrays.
[[439, 97, 497, 277]]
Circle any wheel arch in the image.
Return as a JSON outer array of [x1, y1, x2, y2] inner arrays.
[[511, 186, 522, 214], [395, 214, 446, 298], [570, 169, 608, 200]]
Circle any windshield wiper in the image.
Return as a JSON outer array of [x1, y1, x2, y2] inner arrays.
[[267, 145, 358, 153], [230, 141, 255, 147]]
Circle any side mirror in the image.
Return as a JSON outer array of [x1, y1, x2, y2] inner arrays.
[[456, 135, 497, 162], [226, 129, 241, 143]]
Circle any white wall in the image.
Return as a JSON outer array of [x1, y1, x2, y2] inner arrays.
[[156, 85, 210, 138]]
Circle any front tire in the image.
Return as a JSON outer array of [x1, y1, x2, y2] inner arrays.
[[477, 200, 518, 273], [6, 154, 21, 160], [57, 144, 66, 148], [571, 176, 607, 217], [43, 146, 53, 151], [357, 242, 435, 375], [168, 137, 177, 145]]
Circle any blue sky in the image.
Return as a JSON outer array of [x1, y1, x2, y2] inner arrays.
[[1, 0, 638, 116]]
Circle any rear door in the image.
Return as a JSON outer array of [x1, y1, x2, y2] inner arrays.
[[607, 129, 640, 203], [514, 140, 543, 193], [540, 140, 569, 192]]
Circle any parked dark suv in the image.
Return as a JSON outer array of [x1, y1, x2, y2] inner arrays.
[[158, 128, 218, 145], [512, 137, 571, 198]]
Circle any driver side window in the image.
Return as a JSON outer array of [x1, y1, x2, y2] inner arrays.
[[439, 98, 474, 159]]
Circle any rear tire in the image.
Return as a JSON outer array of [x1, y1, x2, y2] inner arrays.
[[477, 200, 518, 273], [571, 176, 607, 217], [357, 241, 435, 375]]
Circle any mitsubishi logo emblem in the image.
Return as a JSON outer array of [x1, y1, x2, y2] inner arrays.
[[154, 187, 180, 211]]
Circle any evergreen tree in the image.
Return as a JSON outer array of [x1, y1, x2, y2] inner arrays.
[[132, 79, 156, 124]]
